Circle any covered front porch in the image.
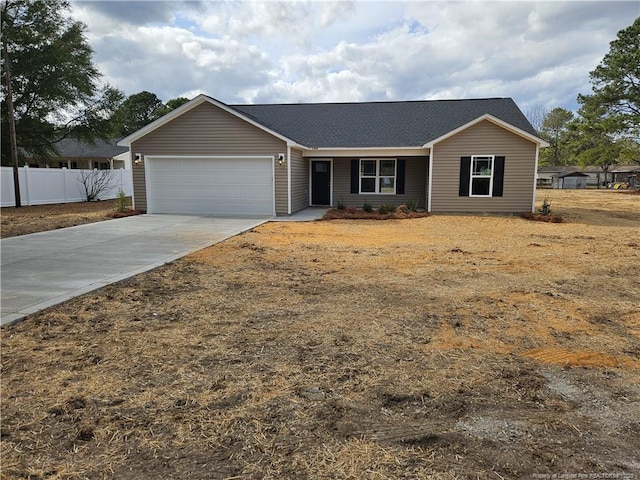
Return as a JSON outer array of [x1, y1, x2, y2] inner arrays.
[[305, 154, 431, 210]]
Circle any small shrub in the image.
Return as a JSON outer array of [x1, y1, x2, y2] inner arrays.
[[115, 189, 128, 213], [363, 202, 373, 213], [336, 198, 346, 210], [378, 203, 396, 214], [406, 199, 419, 212], [539, 197, 551, 215]]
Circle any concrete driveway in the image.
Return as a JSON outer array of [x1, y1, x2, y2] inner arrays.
[[0, 214, 269, 326]]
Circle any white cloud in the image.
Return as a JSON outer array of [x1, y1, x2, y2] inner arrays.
[[71, 0, 639, 113]]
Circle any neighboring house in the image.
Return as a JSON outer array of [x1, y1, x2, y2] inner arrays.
[[25, 138, 129, 169], [117, 95, 548, 216], [538, 165, 600, 187], [537, 165, 568, 187], [552, 171, 589, 189], [610, 165, 640, 187], [538, 164, 638, 188]]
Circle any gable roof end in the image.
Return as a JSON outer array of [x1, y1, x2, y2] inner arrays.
[[117, 94, 306, 148], [423, 113, 550, 148]]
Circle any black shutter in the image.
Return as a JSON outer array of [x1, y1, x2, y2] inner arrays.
[[493, 156, 505, 197], [396, 159, 406, 194], [351, 159, 359, 194], [459, 157, 471, 196]]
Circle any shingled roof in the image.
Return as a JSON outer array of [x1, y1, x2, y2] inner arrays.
[[54, 138, 127, 158], [229, 97, 537, 149]]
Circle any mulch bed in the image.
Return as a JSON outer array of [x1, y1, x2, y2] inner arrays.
[[322, 207, 430, 220], [106, 209, 143, 219], [520, 211, 564, 223]]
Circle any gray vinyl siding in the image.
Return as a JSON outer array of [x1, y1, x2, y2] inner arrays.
[[131, 102, 288, 215], [290, 148, 309, 213], [431, 120, 536, 213], [331, 157, 428, 209]]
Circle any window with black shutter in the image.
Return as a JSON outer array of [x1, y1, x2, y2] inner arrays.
[[459, 155, 505, 197], [350, 158, 405, 195]]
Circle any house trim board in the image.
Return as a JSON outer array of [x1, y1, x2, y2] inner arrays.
[[427, 146, 434, 213], [532, 144, 540, 213], [287, 145, 292, 215]]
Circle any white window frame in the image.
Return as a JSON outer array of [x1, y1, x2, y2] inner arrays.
[[469, 155, 494, 197], [359, 158, 397, 195]]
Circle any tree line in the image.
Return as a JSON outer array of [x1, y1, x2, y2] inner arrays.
[[528, 17, 639, 172]]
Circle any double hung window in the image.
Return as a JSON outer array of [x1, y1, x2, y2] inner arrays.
[[360, 159, 396, 194], [470, 155, 494, 196]]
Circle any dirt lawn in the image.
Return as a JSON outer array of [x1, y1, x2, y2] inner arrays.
[[0, 199, 131, 239], [1, 190, 639, 479]]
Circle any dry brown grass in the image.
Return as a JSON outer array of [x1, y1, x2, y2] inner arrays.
[[0, 199, 133, 238], [1, 189, 639, 479]]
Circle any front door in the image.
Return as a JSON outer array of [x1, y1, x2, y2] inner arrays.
[[311, 160, 331, 205]]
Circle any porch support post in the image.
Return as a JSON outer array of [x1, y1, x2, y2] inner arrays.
[[287, 144, 292, 215], [427, 147, 434, 212], [532, 144, 540, 213]]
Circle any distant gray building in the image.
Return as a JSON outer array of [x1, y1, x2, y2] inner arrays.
[[539, 164, 639, 189], [551, 171, 589, 189]]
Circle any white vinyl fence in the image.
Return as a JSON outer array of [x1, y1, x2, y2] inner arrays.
[[1, 166, 133, 207]]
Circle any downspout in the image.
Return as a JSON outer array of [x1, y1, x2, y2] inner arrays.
[[427, 146, 434, 213], [287, 144, 292, 215], [532, 144, 540, 213]]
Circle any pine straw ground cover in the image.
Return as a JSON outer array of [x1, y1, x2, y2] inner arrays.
[[1, 190, 639, 479]]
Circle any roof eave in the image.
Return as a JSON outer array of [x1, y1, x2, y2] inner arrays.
[[309, 146, 427, 151]]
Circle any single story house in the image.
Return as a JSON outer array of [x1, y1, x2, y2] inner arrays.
[[538, 165, 601, 187], [552, 171, 589, 189], [117, 95, 548, 216], [539, 164, 639, 189], [610, 165, 640, 187], [25, 138, 130, 169]]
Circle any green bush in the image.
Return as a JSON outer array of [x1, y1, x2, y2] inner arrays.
[[406, 199, 419, 212], [115, 189, 128, 213], [378, 203, 396, 214], [336, 198, 346, 210], [363, 202, 373, 213]]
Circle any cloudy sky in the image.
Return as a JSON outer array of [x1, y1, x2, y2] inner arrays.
[[70, 1, 638, 116]]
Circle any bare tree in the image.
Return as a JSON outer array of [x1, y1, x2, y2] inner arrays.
[[524, 104, 550, 134], [78, 169, 116, 202]]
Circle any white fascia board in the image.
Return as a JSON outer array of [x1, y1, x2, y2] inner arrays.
[[422, 114, 550, 149], [302, 146, 428, 157], [117, 94, 308, 149]]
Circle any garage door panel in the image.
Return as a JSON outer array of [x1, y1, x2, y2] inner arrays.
[[147, 157, 274, 215]]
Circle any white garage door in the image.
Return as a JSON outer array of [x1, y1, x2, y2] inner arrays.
[[146, 156, 274, 215]]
